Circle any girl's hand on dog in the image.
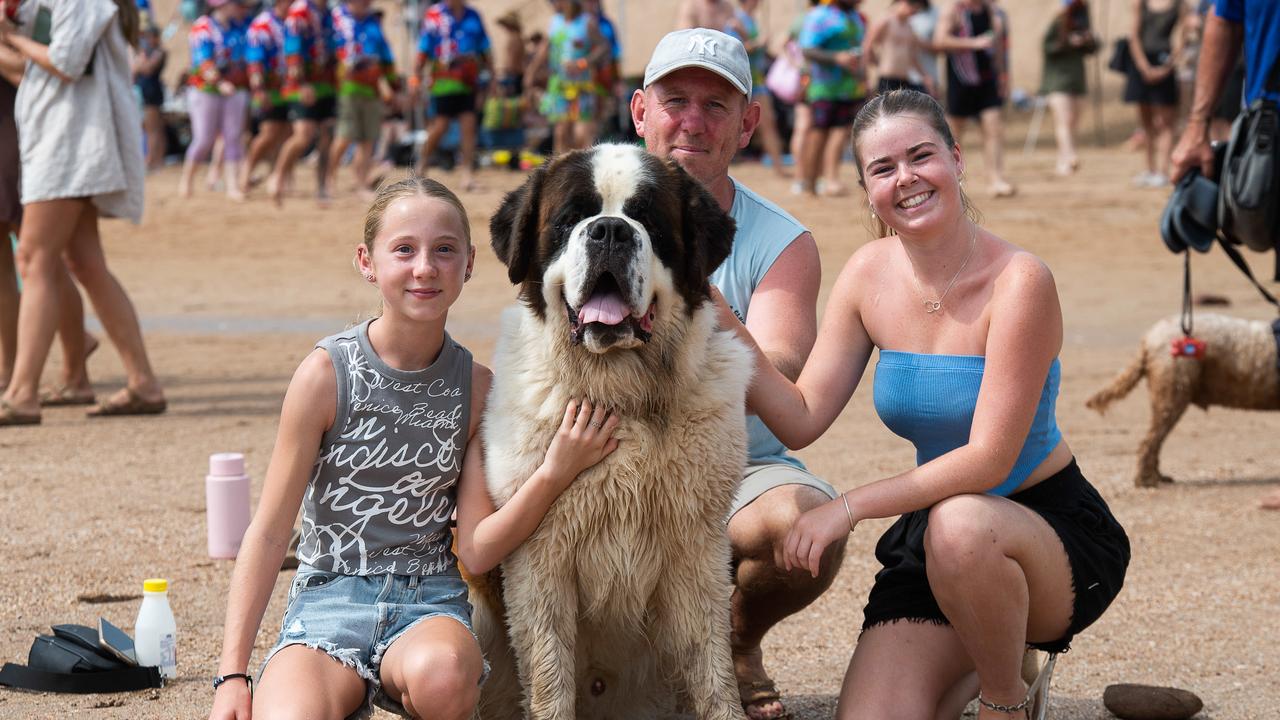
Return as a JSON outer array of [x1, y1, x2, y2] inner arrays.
[[780, 498, 854, 578], [543, 399, 620, 490]]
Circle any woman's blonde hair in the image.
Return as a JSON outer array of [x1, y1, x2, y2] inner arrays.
[[362, 176, 472, 252], [850, 89, 980, 238]]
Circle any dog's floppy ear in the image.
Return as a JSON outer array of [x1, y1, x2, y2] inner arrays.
[[673, 161, 736, 297], [490, 166, 547, 285]]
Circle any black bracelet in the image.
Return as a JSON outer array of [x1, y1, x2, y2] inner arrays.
[[212, 672, 253, 694]]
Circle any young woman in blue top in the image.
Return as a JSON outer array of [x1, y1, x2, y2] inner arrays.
[[716, 89, 1128, 719], [209, 178, 619, 720]]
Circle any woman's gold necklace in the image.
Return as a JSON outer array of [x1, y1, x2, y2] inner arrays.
[[914, 224, 978, 314]]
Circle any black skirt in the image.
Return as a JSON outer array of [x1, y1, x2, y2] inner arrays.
[[1123, 50, 1179, 107], [861, 458, 1130, 654]]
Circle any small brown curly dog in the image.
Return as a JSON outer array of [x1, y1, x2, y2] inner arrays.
[[1086, 314, 1280, 487]]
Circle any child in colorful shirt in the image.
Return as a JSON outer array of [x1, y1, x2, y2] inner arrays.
[[414, 0, 491, 191], [179, 0, 251, 200], [267, 0, 338, 205], [531, 0, 609, 153], [328, 0, 396, 194], [797, 0, 866, 195], [242, 0, 292, 195]]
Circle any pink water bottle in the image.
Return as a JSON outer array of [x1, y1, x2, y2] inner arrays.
[[206, 453, 251, 559]]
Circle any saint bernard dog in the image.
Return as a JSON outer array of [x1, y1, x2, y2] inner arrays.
[[473, 143, 752, 720]]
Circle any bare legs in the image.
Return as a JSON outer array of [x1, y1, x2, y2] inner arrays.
[[728, 484, 846, 720], [0, 221, 94, 397], [255, 616, 483, 720], [270, 116, 332, 205], [2, 199, 162, 419], [1047, 92, 1080, 176], [821, 126, 852, 196], [754, 94, 788, 177], [789, 102, 812, 192], [240, 118, 291, 194], [800, 126, 828, 195], [837, 494, 1074, 719], [0, 222, 16, 387], [326, 138, 375, 195], [141, 105, 167, 171], [948, 110, 1015, 197]]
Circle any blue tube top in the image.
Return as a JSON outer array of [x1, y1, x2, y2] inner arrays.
[[872, 350, 1063, 497]]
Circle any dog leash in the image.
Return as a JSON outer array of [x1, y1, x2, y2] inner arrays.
[[1181, 251, 1194, 337], [1214, 231, 1280, 312]]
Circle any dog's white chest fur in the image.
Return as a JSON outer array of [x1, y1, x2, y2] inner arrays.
[[478, 304, 752, 719]]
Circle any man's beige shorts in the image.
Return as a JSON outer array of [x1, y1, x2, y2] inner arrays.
[[728, 461, 838, 520], [337, 93, 383, 144]]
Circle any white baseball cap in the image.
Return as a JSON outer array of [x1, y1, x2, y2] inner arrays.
[[643, 28, 752, 96]]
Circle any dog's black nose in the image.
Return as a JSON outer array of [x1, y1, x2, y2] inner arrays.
[[586, 217, 635, 249]]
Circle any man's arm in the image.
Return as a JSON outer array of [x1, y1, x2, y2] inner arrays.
[[744, 232, 821, 381], [1171, 9, 1243, 181]]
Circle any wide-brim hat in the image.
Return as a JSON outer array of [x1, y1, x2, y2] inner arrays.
[[1160, 169, 1219, 254]]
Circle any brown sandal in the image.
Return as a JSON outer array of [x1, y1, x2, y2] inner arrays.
[[40, 385, 97, 407], [738, 679, 790, 720], [0, 399, 41, 426], [86, 388, 167, 418]]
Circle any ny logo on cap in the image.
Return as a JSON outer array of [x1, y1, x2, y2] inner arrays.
[[688, 34, 718, 57]]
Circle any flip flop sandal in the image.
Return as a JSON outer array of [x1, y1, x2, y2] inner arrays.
[[40, 385, 97, 407], [86, 389, 167, 418], [0, 399, 41, 426], [738, 679, 791, 720]]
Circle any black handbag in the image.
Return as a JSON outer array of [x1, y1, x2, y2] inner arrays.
[[1107, 37, 1131, 74], [0, 624, 162, 694], [1220, 96, 1280, 253]]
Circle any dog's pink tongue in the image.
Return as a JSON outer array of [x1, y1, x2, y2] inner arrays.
[[578, 291, 630, 326]]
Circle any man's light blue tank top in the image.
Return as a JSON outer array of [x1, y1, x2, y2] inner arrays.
[[711, 178, 809, 469], [872, 350, 1063, 496]]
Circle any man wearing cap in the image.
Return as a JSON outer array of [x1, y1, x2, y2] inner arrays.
[[631, 28, 840, 720]]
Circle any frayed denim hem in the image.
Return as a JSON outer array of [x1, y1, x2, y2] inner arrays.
[[260, 640, 380, 720]]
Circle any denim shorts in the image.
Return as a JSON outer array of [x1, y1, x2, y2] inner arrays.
[[261, 563, 484, 719]]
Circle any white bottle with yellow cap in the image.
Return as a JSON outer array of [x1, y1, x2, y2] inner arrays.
[[134, 578, 177, 679]]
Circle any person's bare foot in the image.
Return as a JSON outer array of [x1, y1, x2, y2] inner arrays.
[[266, 174, 285, 208], [990, 180, 1017, 198], [734, 647, 788, 720], [1260, 488, 1280, 510]]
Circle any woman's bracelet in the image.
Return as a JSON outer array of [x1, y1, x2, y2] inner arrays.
[[841, 493, 855, 533]]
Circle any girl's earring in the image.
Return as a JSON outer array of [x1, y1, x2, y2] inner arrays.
[[465, 271, 472, 281], [364, 273, 376, 282]]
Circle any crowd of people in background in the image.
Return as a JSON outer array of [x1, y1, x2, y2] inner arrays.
[[0, 0, 1263, 419], [6, 0, 1218, 209]]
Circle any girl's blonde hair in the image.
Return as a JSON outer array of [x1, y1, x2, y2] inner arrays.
[[362, 176, 472, 251], [850, 89, 980, 238]]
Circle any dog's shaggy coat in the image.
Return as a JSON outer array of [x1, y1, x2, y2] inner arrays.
[[475, 145, 751, 720], [1086, 313, 1280, 487]]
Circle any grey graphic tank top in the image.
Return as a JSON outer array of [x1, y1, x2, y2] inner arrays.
[[298, 319, 472, 576]]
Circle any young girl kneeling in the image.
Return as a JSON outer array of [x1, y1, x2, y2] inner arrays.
[[209, 178, 619, 720]]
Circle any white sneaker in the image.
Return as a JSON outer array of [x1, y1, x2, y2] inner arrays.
[[1133, 171, 1170, 189]]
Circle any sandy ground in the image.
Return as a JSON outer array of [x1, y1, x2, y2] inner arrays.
[[1, 131, 1279, 720]]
